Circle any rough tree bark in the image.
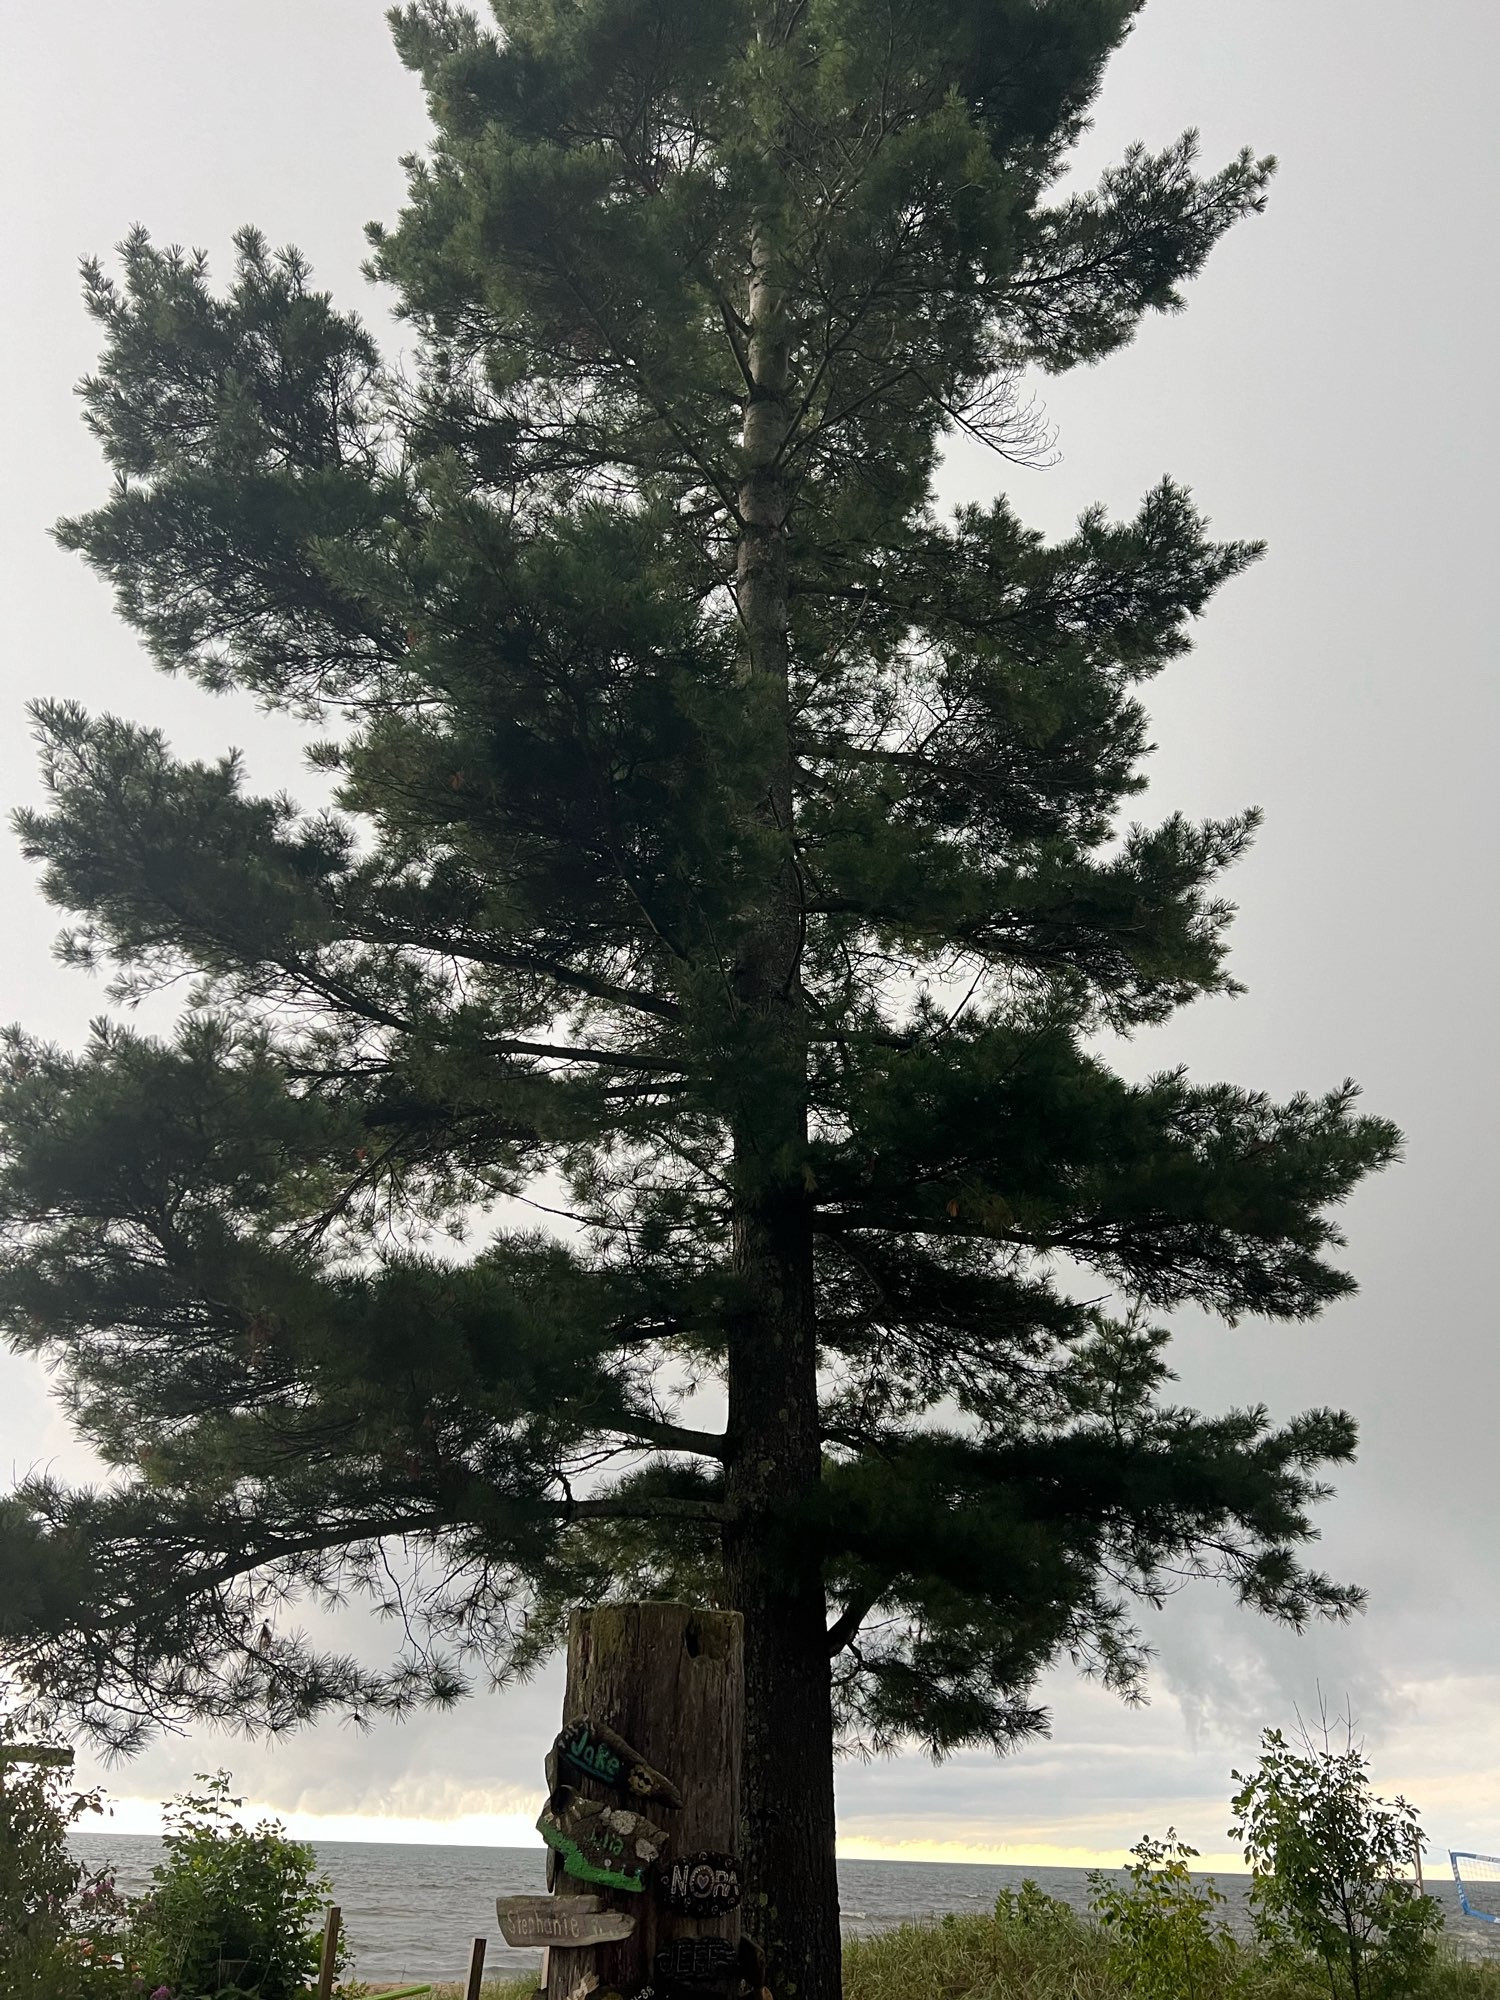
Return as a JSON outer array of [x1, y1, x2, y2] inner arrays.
[[724, 212, 843, 2000]]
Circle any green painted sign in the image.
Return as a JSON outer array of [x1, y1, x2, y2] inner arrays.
[[553, 1716, 682, 1809], [536, 1788, 670, 1894]]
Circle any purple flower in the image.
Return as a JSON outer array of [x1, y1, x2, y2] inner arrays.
[[150, 1985, 172, 1999]]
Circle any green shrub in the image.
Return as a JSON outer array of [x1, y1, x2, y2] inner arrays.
[[0, 1750, 78, 1983], [129, 1772, 341, 2000], [0, 1714, 130, 2000], [1090, 1832, 1240, 2000], [1231, 1725, 1442, 2000]]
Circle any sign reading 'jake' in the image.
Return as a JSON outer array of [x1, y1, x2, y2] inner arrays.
[[662, 1851, 742, 1917], [494, 1893, 636, 1949], [554, 1716, 684, 1810], [537, 1787, 671, 1893]]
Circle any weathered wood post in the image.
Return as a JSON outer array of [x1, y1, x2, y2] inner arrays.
[[541, 1603, 744, 2000], [317, 1906, 342, 2000]]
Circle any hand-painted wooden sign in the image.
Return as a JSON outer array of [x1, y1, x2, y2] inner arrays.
[[495, 1894, 636, 1948], [537, 1787, 671, 1893], [653, 1938, 738, 1993], [662, 1850, 741, 1916], [554, 1716, 683, 1810]]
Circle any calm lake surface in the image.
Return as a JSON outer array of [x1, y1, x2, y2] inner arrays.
[[69, 1835, 1499, 1982]]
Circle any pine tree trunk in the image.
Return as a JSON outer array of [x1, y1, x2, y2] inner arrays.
[[724, 221, 843, 2000]]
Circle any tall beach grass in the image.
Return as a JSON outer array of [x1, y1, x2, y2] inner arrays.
[[841, 1888, 1500, 2000], [399, 1887, 1500, 2000]]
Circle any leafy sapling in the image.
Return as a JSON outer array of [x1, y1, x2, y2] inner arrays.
[[1089, 1831, 1238, 2000], [1230, 1716, 1440, 2000]]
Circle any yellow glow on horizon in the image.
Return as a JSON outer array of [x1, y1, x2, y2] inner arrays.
[[839, 1837, 1247, 1873], [90, 1799, 1246, 1873]]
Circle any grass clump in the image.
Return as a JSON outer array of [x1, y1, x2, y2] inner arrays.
[[420, 1982, 535, 2000], [844, 1880, 1115, 2000]]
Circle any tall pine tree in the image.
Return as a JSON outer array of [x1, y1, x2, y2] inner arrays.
[[0, 6, 1395, 1995]]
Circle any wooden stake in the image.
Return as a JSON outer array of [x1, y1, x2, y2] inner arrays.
[[465, 1935, 487, 2000], [318, 1905, 342, 2000]]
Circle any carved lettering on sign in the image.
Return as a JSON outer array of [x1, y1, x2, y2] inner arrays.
[[653, 1938, 738, 1992], [554, 1717, 683, 1809], [496, 1895, 636, 1948], [537, 1787, 671, 1893], [662, 1850, 741, 1916]]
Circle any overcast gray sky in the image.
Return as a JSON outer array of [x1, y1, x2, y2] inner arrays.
[[2, 0, 1496, 1867]]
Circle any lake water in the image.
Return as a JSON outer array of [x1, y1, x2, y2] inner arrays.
[[69, 1835, 1500, 1983]]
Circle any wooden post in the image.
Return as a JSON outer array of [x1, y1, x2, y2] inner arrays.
[[465, 1935, 487, 2000], [318, 1905, 342, 2000], [544, 1604, 744, 2000]]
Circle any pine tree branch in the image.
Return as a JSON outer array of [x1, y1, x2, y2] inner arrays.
[[147, 1490, 732, 1603], [270, 951, 687, 1073], [472, 1036, 686, 1073], [827, 1582, 886, 1656], [563, 1493, 730, 1527], [608, 1415, 729, 1462], [355, 924, 683, 1022], [545, 258, 741, 521], [190, 1516, 450, 1592], [719, 299, 757, 396]]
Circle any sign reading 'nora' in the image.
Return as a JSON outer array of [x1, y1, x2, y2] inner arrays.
[[662, 1851, 741, 1916], [554, 1716, 683, 1809]]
